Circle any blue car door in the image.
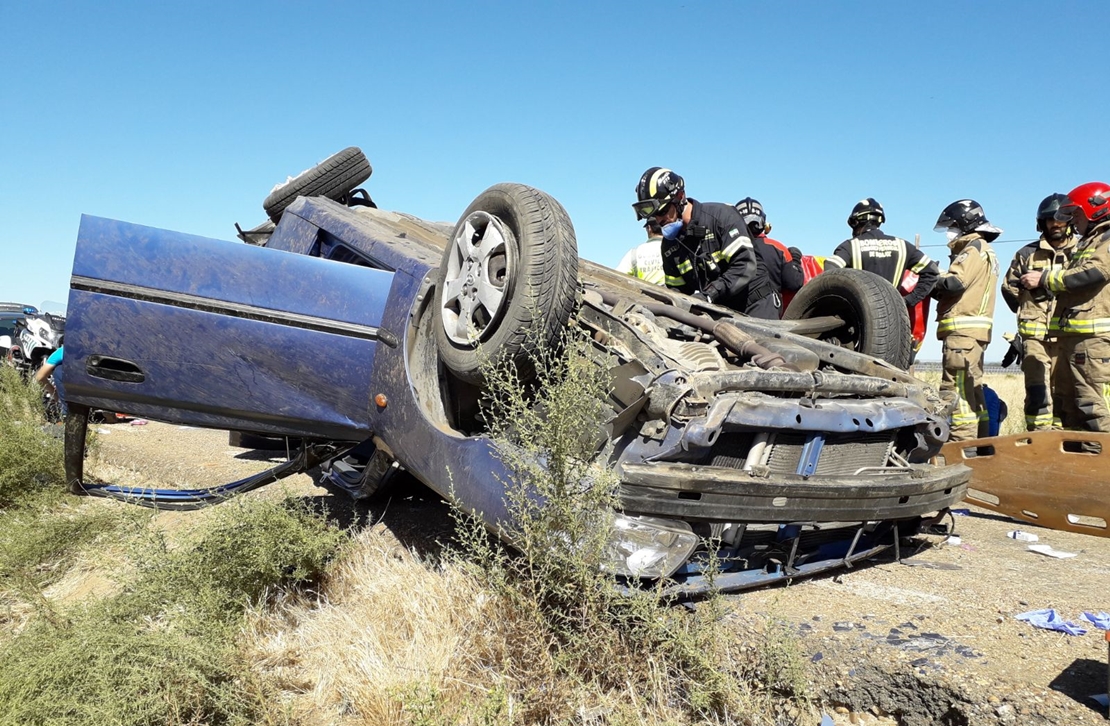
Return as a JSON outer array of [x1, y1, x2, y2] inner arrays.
[[63, 215, 393, 441]]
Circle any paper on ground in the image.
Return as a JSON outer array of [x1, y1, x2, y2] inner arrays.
[[1027, 544, 1077, 559]]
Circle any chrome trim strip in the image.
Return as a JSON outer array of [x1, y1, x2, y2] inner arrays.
[[70, 275, 380, 340]]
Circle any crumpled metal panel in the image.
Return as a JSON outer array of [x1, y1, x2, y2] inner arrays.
[[682, 393, 931, 448]]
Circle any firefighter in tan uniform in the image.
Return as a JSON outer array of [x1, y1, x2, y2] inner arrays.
[[930, 200, 1001, 441], [1021, 182, 1110, 432], [1000, 194, 1078, 429]]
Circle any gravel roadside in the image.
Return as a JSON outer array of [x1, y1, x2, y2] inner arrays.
[[729, 508, 1110, 724]]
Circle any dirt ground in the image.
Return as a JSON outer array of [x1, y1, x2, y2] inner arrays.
[[87, 420, 1110, 726]]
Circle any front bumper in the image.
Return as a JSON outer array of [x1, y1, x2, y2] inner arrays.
[[618, 461, 970, 522]]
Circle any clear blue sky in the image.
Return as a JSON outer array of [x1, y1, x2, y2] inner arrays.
[[2, 1, 1106, 362]]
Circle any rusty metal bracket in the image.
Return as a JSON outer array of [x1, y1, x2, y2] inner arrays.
[[842, 525, 864, 569], [939, 431, 1110, 538]]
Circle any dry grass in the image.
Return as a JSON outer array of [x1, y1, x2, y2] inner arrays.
[[981, 372, 1026, 436], [0, 496, 347, 726], [245, 525, 492, 725], [914, 370, 1026, 436], [242, 524, 813, 726]]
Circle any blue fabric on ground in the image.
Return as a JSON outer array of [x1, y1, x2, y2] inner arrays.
[[1015, 608, 1087, 636], [1081, 611, 1110, 630], [982, 384, 1006, 437]]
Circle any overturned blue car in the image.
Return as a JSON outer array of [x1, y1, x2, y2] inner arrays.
[[60, 148, 969, 595]]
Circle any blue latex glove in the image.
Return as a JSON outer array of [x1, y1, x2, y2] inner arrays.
[[1081, 611, 1110, 630], [1015, 608, 1087, 636]]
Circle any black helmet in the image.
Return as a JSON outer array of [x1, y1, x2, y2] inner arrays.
[[735, 197, 767, 235], [633, 167, 685, 220], [847, 198, 885, 229], [1036, 193, 1071, 231], [934, 199, 1002, 237]]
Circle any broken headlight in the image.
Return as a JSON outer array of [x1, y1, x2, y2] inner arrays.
[[602, 514, 698, 580]]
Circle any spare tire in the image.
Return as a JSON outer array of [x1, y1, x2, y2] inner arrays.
[[783, 268, 913, 369], [434, 183, 579, 384], [263, 147, 372, 222]]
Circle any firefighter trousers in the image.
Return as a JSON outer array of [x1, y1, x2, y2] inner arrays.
[[1060, 335, 1110, 433], [1020, 338, 1070, 430], [941, 333, 988, 441]]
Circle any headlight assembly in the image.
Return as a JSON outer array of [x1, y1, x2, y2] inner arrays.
[[602, 514, 698, 580]]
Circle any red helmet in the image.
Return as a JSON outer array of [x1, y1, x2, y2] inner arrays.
[[1060, 181, 1110, 224]]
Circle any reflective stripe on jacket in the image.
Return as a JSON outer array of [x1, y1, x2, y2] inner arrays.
[[1047, 222, 1110, 336], [1000, 235, 1076, 341], [827, 226, 939, 307], [935, 234, 999, 343], [660, 199, 757, 309]]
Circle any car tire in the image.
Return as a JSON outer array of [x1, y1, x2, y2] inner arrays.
[[783, 267, 913, 369], [434, 183, 579, 384], [263, 147, 372, 222]]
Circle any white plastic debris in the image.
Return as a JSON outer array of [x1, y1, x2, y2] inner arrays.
[[1027, 544, 1077, 559], [1008, 530, 1039, 542]]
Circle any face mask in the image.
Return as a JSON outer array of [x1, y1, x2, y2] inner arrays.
[[945, 228, 960, 242], [661, 220, 685, 240]]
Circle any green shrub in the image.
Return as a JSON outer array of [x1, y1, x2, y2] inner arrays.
[[448, 323, 750, 722], [0, 365, 64, 507], [0, 365, 121, 622], [120, 496, 349, 625], [0, 503, 120, 586], [0, 496, 347, 726]]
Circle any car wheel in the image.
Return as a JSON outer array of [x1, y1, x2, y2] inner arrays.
[[433, 183, 579, 384], [783, 268, 913, 369], [263, 147, 372, 222]]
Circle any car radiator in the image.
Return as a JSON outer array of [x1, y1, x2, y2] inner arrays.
[[708, 432, 895, 477]]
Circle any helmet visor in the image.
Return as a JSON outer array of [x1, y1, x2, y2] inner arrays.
[[1054, 202, 1081, 224], [632, 198, 669, 220]]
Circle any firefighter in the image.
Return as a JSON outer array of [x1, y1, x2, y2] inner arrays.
[[734, 197, 804, 317], [633, 168, 776, 318], [930, 200, 1001, 441], [826, 198, 939, 355], [616, 220, 665, 285], [1021, 181, 1110, 432], [1000, 194, 1079, 429]]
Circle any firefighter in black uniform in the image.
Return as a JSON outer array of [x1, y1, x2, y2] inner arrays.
[[736, 197, 805, 317], [825, 197, 940, 308], [633, 167, 776, 318]]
